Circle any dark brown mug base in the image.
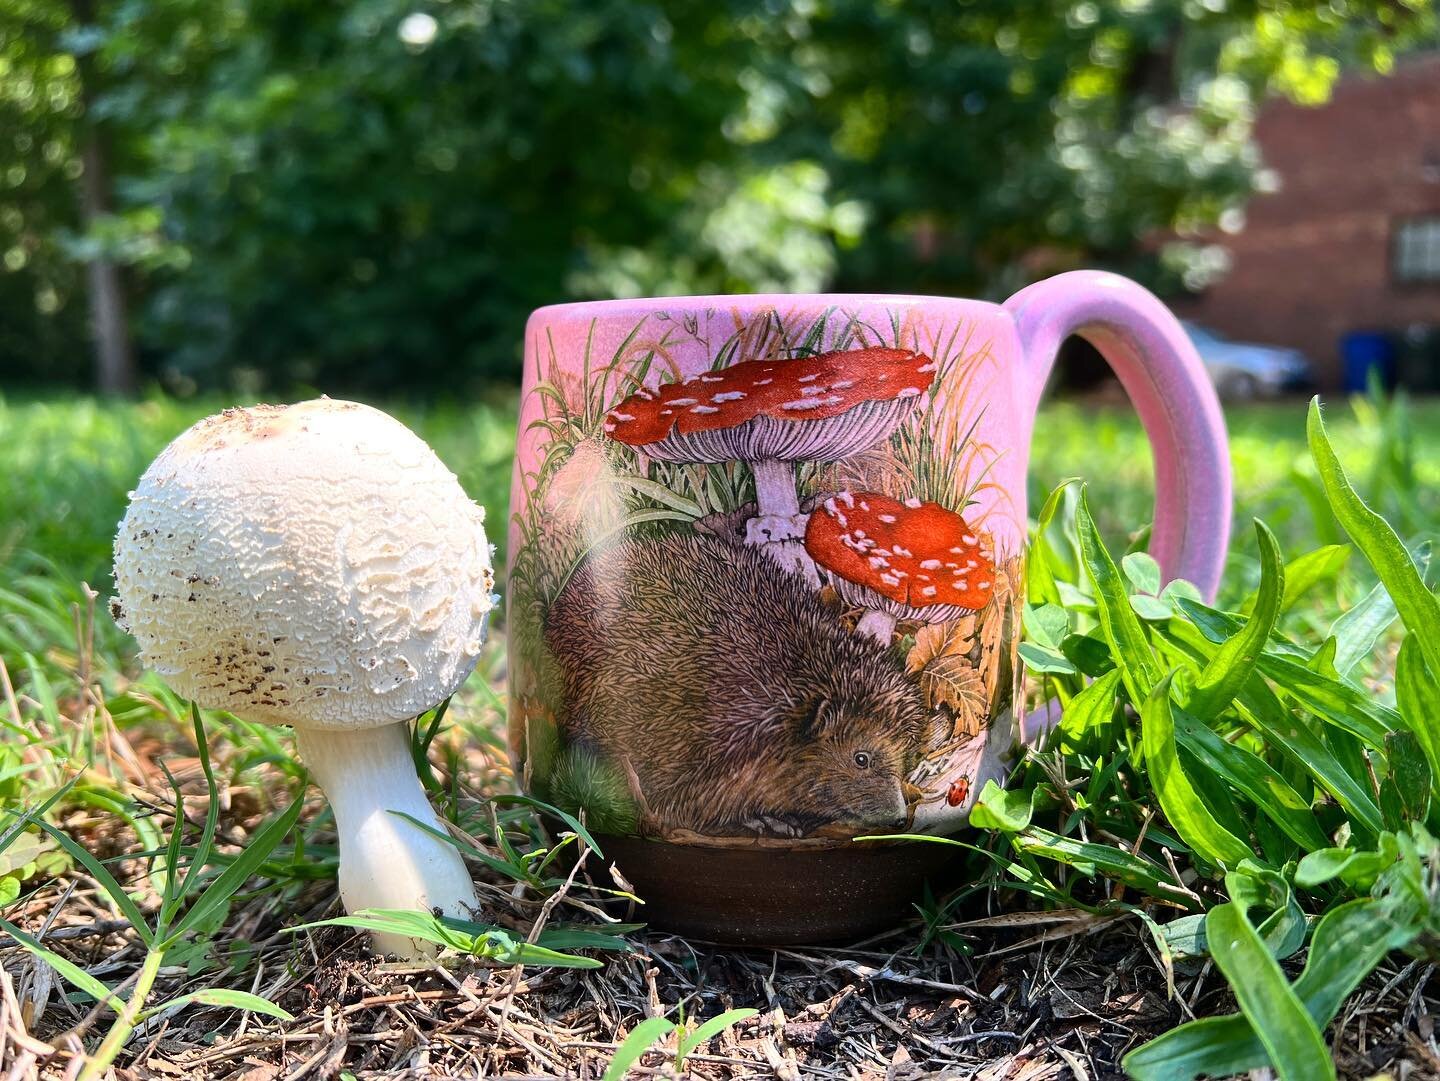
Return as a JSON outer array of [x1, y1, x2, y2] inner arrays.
[[594, 833, 960, 946]]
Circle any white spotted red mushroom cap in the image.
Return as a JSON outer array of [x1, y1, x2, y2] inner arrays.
[[804, 491, 995, 615], [603, 347, 936, 462], [112, 400, 496, 730]]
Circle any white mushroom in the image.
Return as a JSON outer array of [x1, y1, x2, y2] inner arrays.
[[111, 399, 494, 958]]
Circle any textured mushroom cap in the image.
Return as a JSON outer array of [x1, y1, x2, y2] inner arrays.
[[805, 491, 994, 612], [603, 347, 935, 463], [112, 400, 495, 729]]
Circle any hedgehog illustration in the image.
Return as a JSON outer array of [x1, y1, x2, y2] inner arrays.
[[543, 532, 932, 837]]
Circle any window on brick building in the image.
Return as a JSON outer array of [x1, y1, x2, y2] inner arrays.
[[1393, 217, 1440, 283]]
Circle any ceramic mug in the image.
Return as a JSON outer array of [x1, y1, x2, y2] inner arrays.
[[507, 272, 1231, 942]]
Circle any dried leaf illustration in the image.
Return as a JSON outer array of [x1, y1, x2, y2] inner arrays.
[[920, 655, 988, 734], [906, 616, 977, 675]]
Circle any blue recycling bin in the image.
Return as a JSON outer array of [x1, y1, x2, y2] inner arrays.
[[1341, 331, 1396, 392]]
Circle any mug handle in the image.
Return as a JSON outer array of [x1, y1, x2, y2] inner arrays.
[[1004, 270, 1232, 601]]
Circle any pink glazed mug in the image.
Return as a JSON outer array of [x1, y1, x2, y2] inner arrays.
[[507, 272, 1231, 943]]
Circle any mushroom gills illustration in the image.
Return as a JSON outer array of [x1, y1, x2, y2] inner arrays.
[[111, 399, 495, 958], [603, 346, 937, 583], [804, 491, 995, 643]]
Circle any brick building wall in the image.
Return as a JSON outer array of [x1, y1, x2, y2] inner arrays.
[[1173, 52, 1440, 388]]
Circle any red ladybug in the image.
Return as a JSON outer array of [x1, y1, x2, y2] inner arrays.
[[946, 778, 970, 807]]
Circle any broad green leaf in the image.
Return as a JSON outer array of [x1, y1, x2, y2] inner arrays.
[[1172, 710, 1328, 852], [1014, 827, 1201, 908], [1125, 897, 1417, 1080], [1122, 552, 1161, 596], [1308, 398, 1440, 676], [1204, 902, 1334, 1081], [605, 1016, 677, 1081], [1242, 544, 1349, 616], [1237, 682, 1384, 837], [1022, 603, 1069, 648], [1329, 579, 1398, 675], [1016, 642, 1076, 674], [969, 780, 1035, 832], [1055, 668, 1123, 752], [1076, 488, 1161, 703], [1384, 730, 1431, 825], [1142, 675, 1254, 870], [1188, 521, 1283, 720], [1396, 637, 1440, 799], [1224, 868, 1307, 960]]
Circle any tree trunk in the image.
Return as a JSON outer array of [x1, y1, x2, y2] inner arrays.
[[70, 0, 136, 396], [79, 135, 135, 395]]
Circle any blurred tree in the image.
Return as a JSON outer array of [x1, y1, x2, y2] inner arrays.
[[0, 0, 1433, 393]]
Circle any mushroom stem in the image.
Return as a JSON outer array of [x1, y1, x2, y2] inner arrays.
[[295, 722, 477, 958], [750, 457, 801, 522], [856, 609, 898, 644]]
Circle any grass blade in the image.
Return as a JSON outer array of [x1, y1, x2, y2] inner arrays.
[[1188, 521, 1282, 719], [1205, 901, 1334, 1081], [1308, 397, 1440, 676], [1172, 710, 1328, 852], [168, 795, 303, 943], [1142, 675, 1254, 870], [1396, 637, 1440, 797], [147, 988, 295, 1022], [33, 820, 153, 948], [604, 1016, 676, 1081], [1076, 487, 1162, 703], [0, 916, 122, 1012]]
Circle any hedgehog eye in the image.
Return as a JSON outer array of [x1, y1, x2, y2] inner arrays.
[[853, 751, 871, 769]]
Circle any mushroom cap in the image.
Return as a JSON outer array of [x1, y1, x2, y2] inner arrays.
[[603, 347, 935, 463], [112, 399, 496, 730], [804, 491, 995, 612]]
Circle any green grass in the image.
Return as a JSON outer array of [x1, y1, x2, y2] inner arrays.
[[2, 386, 1439, 1078], [5, 390, 1437, 596]]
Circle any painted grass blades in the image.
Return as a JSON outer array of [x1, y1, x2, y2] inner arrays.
[[1141, 674, 1254, 870]]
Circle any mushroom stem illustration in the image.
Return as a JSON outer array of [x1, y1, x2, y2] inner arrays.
[[296, 725, 477, 957], [857, 609, 902, 643], [111, 399, 495, 959], [747, 456, 803, 536], [805, 491, 995, 645], [601, 347, 938, 582]]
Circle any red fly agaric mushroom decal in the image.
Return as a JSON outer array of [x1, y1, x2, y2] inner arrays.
[[804, 491, 995, 644], [603, 348, 937, 580]]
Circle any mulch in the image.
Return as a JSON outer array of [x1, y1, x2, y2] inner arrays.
[[4, 855, 1439, 1080]]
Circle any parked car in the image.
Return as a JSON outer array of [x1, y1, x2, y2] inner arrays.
[[1182, 322, 1315, 399]]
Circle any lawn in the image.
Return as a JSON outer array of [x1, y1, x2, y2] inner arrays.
[[1, 389, 1438, 1079]]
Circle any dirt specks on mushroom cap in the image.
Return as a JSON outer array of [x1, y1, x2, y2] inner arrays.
[[804, 491, 994, 611], [112, 399, 495, 730], [602, 347, 936, 462]]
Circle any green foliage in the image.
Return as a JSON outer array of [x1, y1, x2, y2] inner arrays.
[[2, 1, 1435, 391], [602, 1004, 758, 1080], [292, 908, 626, 968], [956, 390, 1440, 1078]]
